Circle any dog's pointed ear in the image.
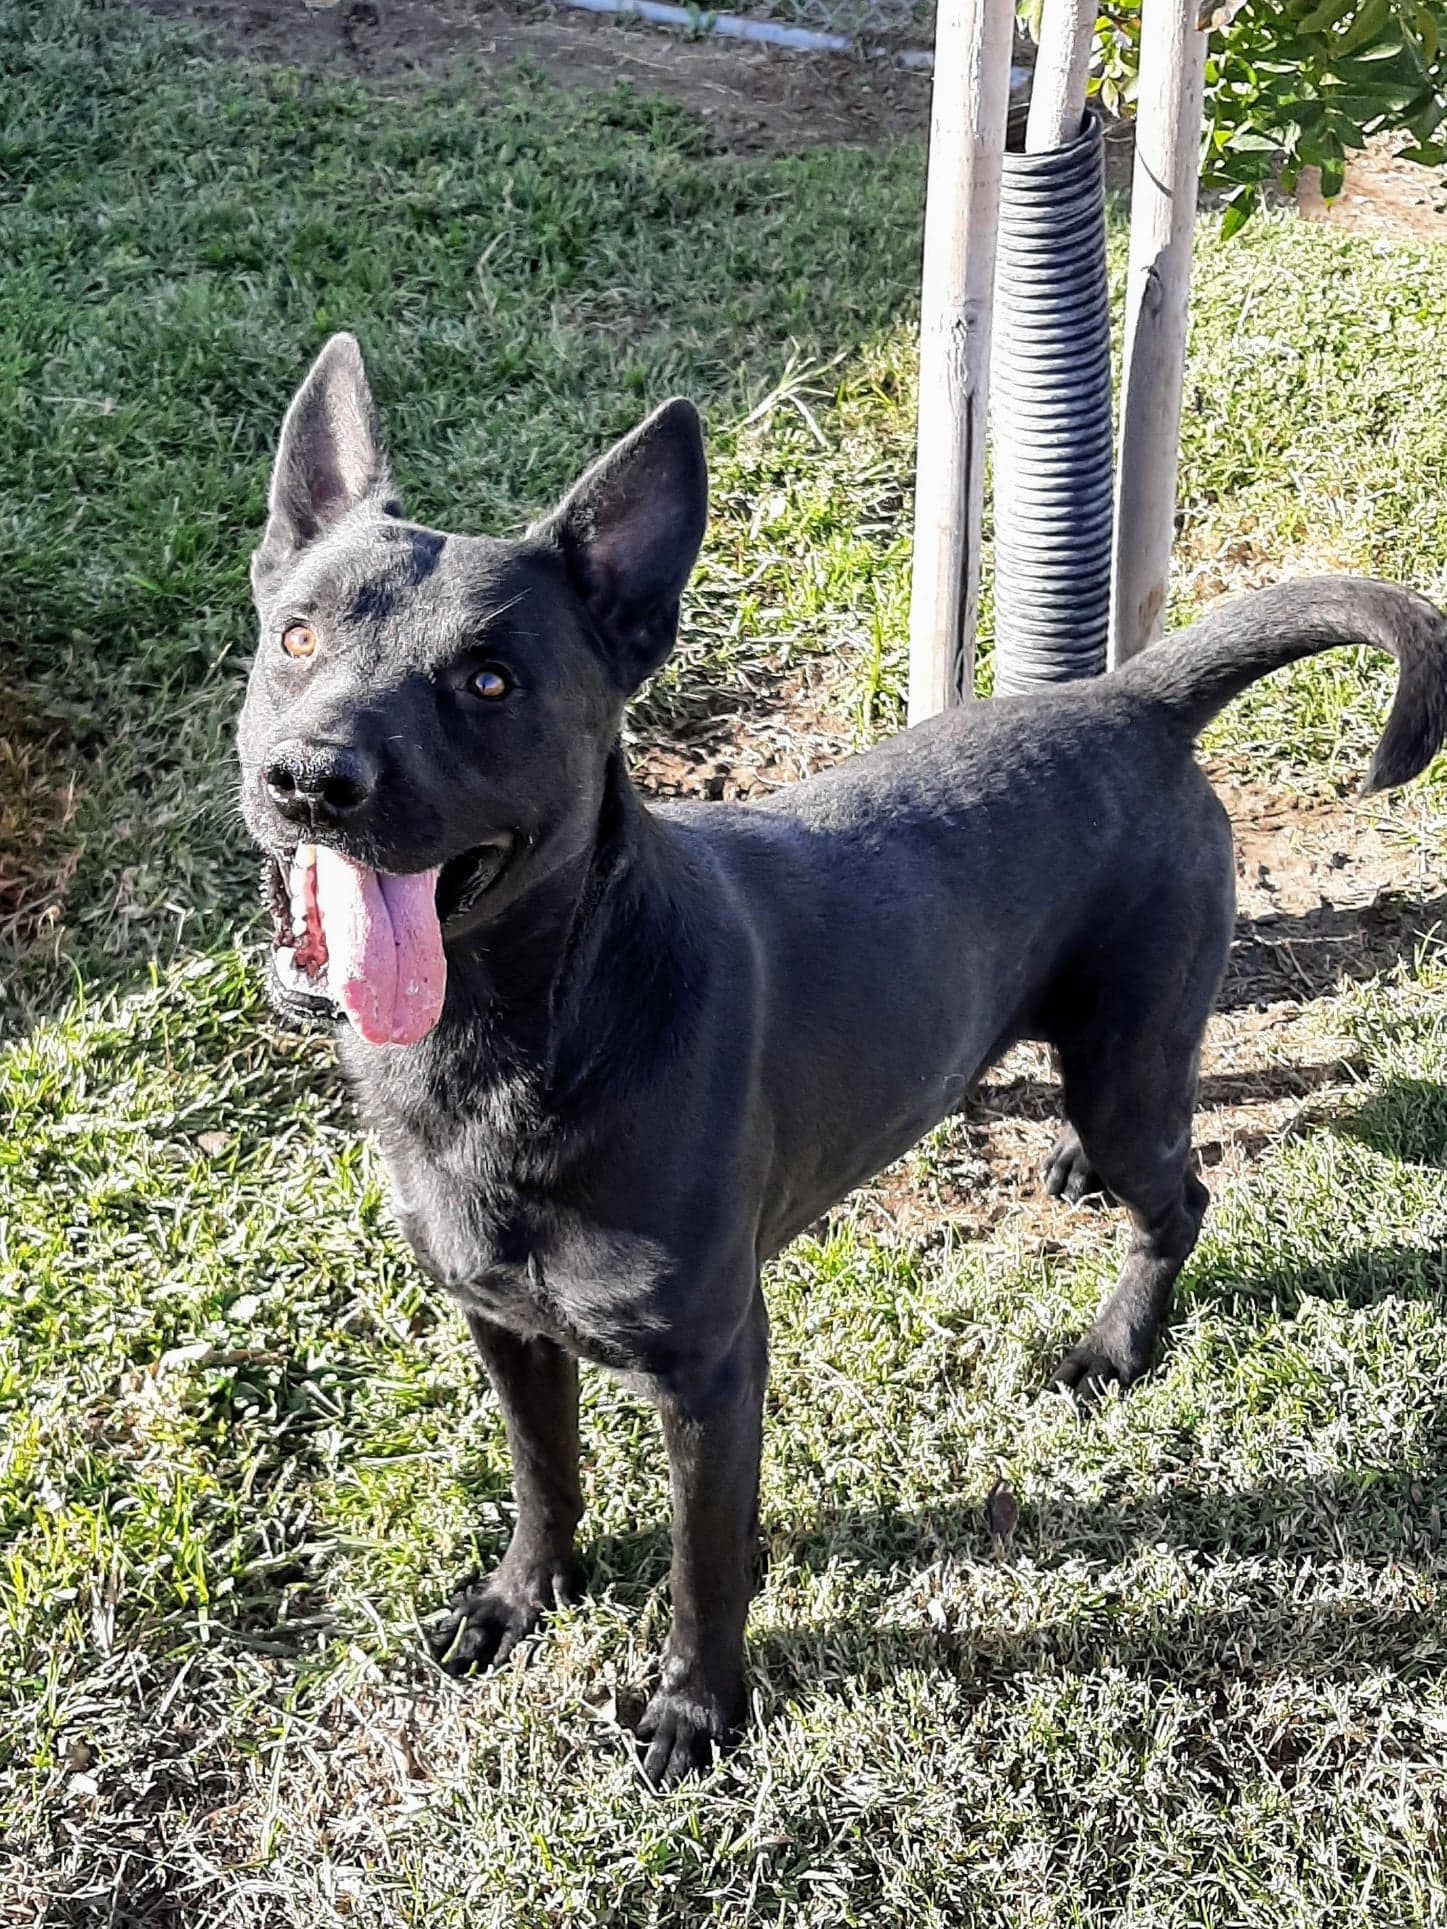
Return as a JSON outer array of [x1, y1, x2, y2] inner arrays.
[[253, 333, 398, 584], [533, 398, 707, 690]]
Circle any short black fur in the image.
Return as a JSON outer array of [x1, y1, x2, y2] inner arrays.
[[237, 334, 1447, 1785]]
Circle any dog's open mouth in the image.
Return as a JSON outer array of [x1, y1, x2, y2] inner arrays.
[[266, 839, 511, 1047]]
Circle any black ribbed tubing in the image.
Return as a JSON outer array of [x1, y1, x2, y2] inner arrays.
[[991, 111, 1113, 695]]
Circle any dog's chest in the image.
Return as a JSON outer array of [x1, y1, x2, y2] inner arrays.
[[372, 1105, 670, 1369]]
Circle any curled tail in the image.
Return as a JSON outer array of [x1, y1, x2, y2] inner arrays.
[[1117, 576, 1447, 794]]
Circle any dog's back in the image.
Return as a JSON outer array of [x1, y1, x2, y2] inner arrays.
[[653, 679, 1230, 1250]]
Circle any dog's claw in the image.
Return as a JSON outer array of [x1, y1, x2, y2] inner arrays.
[[1041, 1129, 1112, 1207], [1048, 1329, 1151, 1401], [428, 1557, 579, 1676], [636, 1684, 735, 1788], [1048, 1346, 1117, 1402]]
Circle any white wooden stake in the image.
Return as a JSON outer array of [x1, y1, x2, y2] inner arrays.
[[907, 0, 1015, 724], [1109, 0, 1208, 666], [1024, 0, 1096, 153]]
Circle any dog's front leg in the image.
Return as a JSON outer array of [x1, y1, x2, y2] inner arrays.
[[430, 1315, 584, 1675], [638, 1294, 768, 1787]]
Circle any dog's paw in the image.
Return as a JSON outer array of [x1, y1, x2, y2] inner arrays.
[[635, 1679, 738, 1789], [1041, 1130, 1112, 1207], [1047, 1327, 1152, 1400], [427, 1556, 580, 1677]]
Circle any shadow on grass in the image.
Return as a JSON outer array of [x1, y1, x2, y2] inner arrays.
[[542, 1465, 1447, 1740], [769, 1453, 1446, 1594], [564, 1228, 1447, 1703], [968, 892, 1447, 1151], [751, 1580, 1447, 1744], [1332, 1074, 1447, 1168], [190, 1211, 1447, 1677], [329, 1232, 1446, 1728], [972, 1051, 1364, 1138], [1222, 890, 1447, 1010], [0, 679, 82, 1008]]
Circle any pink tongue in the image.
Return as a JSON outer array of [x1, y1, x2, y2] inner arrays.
[[312, 847, 446, 1047]]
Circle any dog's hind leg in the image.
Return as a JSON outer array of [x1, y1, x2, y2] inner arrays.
[[1047, 1115, 1208, 1395], [1045, 892, 1230, 1395], [430, 1317, 584, 1674], [1042, 1124, 1111, 1205]]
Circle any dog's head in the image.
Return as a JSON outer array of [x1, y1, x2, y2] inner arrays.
[[237, 334, 707, 1046]]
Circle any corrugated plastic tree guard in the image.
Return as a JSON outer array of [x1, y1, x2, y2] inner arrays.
[[990, 111, 1113, 694]]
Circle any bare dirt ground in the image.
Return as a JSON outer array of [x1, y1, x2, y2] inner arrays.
[[131, 0, 931, 153], [129, 0, 1446, 233], [1296, 138, 1447, 241]]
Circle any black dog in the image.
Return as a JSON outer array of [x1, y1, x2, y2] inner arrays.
[[237, 334, 1447, 1784]]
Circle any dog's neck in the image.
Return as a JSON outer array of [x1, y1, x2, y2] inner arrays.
[[445, 745, 658, 1002], [352, 747, 696, 1127]]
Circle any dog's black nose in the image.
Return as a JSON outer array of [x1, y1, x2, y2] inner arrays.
[[264, 739, 377, 826]]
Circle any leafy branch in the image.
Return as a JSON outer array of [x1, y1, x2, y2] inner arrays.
[[1019, 1, 1447, 232]]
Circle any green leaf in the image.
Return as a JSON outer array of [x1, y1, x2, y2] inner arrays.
[[1297, 126, 1343, 164], [1339, 74, 1432, 110], [1095, 0, 1447, 195], [1342, 28, 1409, 61], [1218, 187, 1254, 237], [1333, 0, 1393, 57], [1296, 0, 1351, 33], [1406, 93, 1447, 139]]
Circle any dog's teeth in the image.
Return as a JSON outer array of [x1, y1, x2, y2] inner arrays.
[[289, 863, 310, 930], [289, 845, 315, 917], [275, 946, 323, 995]]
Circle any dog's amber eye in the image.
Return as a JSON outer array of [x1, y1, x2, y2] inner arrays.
[[468, 665, 510, 701], [281, 622, 316, 660]]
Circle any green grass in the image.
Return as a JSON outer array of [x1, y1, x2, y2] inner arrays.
[[4, 2, 1447, 1922]]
